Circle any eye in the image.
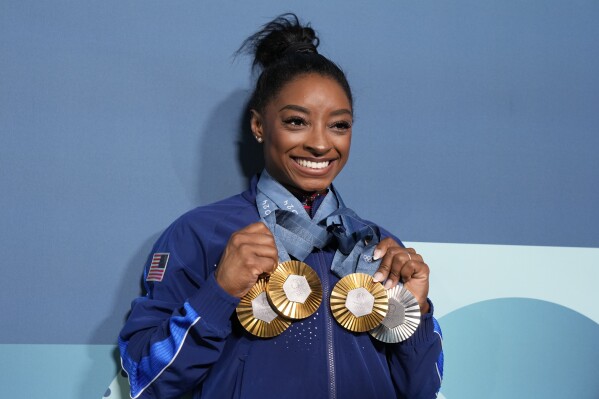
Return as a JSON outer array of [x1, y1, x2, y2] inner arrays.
[[329, 120, 352, 132], [282, 116, 307, 127]]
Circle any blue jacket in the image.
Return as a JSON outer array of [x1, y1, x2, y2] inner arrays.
[[119, 177, 443, 398]]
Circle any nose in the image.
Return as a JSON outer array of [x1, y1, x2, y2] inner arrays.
[[303, 124, 332, 156]]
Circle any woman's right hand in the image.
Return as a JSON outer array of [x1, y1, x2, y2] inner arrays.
[[215, 222, 279, 298]]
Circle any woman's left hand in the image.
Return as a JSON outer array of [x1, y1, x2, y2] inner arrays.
[[372, 238, 430, 314]]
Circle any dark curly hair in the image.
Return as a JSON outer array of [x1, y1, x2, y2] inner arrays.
[[238, 13, 353, 113]]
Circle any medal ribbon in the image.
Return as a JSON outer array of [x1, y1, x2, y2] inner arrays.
[[256, 170, 381, 278]]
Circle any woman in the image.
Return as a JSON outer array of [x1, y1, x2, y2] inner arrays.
[[119, 14, 443, 399]]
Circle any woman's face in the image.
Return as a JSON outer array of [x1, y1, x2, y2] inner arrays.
[[251, 73, 352, 193]]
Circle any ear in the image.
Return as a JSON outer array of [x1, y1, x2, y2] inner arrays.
[[250, 109, 264, 142]]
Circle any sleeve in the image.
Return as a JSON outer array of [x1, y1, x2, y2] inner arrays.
[[377, 227, 444, 398], [118, 217, 240, 399], [387, 300, 444, 399]]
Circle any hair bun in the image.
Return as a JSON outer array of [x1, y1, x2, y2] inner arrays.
[[242, 13, 352, 113], [239, 13, 320, 69]]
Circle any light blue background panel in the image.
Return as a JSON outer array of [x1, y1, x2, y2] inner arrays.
[[1, 1, 597, 398]]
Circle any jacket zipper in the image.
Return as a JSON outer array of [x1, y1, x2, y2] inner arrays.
[[318, 249, 336, 399]]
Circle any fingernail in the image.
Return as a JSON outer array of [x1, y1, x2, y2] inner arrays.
[[384, 280, 394, 290], [372, 272, 384, 282], [373, 249, 382, 260]]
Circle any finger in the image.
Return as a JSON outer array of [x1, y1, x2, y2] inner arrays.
[[409, 261, 430, 280], [235, 231, 277, 248], [398, 261, 418, 285], [383, 268, 401, 290], [239, 247, 278, 275], [372, 237, 397, 260], [244, 221, 274, 235], [385, 247, 422, 263], [372, 240, 402, 282], [382, 250, 412, 289], [252, 256, 279, 275], [231, 221, 277, 247], [373, 247, 409, 283], [242, 242, 278, 262], [399, 261, 430, 288], [404, 247, 423, 261]]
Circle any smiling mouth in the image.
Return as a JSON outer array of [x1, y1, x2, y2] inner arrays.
[[294, 158, 332, 170]]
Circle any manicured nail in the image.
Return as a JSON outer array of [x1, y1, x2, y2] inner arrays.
[[373, 249, 382, 260], [384, 280, 394, 290], [372, 272, 384, 282]]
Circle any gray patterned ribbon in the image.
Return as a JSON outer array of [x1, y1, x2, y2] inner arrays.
[[256, 170, 381, 278]]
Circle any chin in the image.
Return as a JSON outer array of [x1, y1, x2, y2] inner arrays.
[[268, 166, 338, 193], [293, 178, 333, 193]]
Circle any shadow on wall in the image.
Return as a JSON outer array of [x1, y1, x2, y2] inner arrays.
[[91, 87, 263, 397], [195, 88, 264, 205], [83, 232, 161, 398]]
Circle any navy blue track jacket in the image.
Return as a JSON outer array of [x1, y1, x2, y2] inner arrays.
[[119, 177, 443, 398]]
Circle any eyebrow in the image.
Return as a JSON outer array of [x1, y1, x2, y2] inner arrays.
[[279, 104, 353, 117]]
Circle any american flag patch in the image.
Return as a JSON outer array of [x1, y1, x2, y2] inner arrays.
[[146, 253, 170, 282]]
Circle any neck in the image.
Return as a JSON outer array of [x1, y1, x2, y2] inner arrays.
[[283, 185, 328, 201], [285, 186, 329, 218]]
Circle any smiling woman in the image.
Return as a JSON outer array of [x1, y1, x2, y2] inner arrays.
[[118, 13, 443, 399], [251, 74, 352, 193]]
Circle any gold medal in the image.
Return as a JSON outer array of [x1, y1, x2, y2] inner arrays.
[[266, 260, 323, 320], [236, 278, 291, 338], [369, 283, 421, 343], [330, 273, 388, 332]]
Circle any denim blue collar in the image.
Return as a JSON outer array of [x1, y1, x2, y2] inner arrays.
[[256, 170, 381, 278]]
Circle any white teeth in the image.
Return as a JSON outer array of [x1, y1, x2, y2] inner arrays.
[[296, 159, 330, 169]]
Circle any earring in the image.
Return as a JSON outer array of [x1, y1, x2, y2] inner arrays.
[[255, 136, 263, 143]]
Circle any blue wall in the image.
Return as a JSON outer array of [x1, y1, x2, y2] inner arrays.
[[1, 1, 598, 398]]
